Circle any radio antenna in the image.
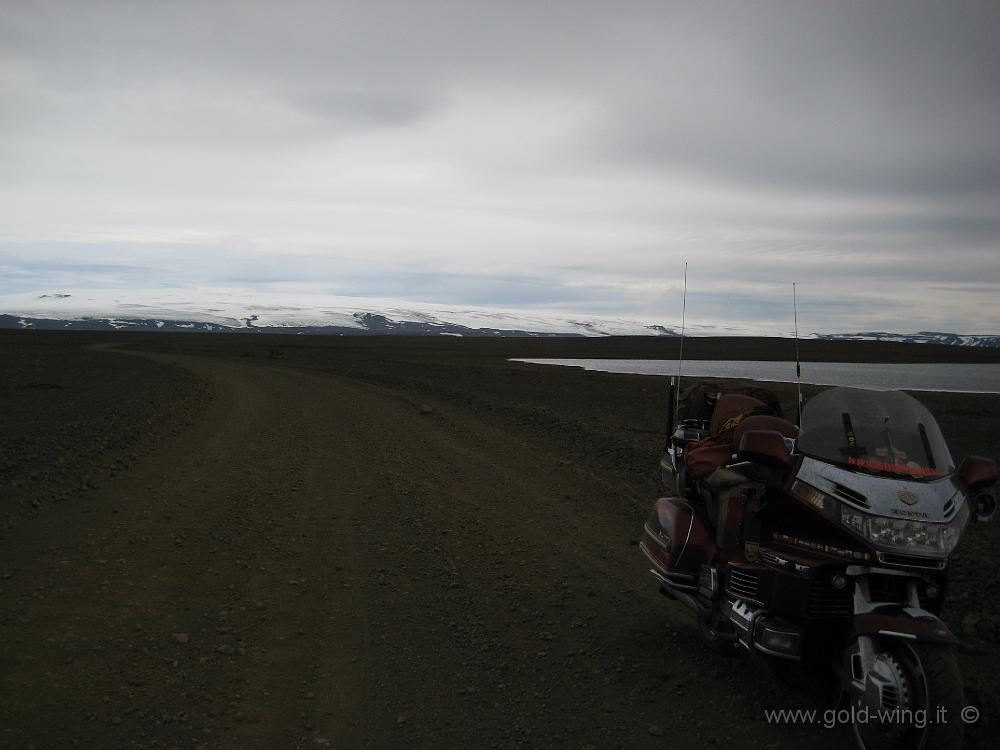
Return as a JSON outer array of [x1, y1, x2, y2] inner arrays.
[[793, 281, 802, 425], [674, 262, 688, 420]]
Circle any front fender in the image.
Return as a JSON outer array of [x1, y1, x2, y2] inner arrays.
[[854, 605, 957, 645]]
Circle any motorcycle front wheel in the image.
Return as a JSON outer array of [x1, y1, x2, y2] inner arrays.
[[849, 641, 965, 750]]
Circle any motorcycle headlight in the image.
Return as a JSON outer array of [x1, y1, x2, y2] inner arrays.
[[841, 507, 866, 536], [840, 503, 969, 558]]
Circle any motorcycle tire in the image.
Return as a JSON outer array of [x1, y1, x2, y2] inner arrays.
[[850, 641, 965, 750]]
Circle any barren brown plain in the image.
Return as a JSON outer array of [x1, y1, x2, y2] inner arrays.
[[2, 331, 998, 749]]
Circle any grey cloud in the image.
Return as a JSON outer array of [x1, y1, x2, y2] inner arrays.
[[294, 89, 442, 127], [244, 269, 622, 309], [1, 1, 998, 333], [927, 284, 1000, 294], [592, 2, 1000, 198], [807, 213, 1000, 244]]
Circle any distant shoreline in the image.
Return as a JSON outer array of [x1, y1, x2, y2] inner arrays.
[[4, 328, 999, 364], [511, 358, 1000, 394]]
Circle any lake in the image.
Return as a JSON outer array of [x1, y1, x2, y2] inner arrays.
[[510, 359, 1000, 393]]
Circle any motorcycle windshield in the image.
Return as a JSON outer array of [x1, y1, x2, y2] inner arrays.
[[797, 387, 954, 480]]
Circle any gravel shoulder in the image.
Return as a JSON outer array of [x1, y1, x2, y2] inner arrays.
[[2, 332, 998, 749]]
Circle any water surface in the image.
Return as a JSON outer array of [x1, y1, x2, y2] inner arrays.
[[511, 359, 1000, 393]]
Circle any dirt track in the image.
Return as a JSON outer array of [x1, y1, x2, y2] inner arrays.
[[2, 334, 998, 749]]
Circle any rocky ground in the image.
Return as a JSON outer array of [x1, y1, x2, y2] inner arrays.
[[1, 331, 998, 749]]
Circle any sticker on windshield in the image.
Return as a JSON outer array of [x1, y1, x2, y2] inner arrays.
[[847, 456, 936, 478]]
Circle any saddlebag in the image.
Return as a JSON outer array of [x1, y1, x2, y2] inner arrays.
[[640, 496, 713, 589]]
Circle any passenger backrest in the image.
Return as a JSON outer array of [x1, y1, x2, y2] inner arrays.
[[733, 415, 799, 445]]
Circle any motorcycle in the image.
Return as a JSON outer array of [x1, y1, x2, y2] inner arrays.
[[641, 384, 997, 750]]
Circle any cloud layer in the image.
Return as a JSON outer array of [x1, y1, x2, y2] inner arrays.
[[2, 1, 998, 333]]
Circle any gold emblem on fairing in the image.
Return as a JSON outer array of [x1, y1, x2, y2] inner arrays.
[[897, 490, 919, 506]]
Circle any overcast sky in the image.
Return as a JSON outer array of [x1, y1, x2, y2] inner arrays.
[[2, 0, 998, 333]]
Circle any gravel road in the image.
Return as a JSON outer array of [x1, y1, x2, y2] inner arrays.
[[2, 334, 997, 749]]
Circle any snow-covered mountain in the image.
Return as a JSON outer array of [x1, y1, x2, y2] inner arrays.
[[814, 332, 1000, 348], [0, 289, 775, 337], [0, 289, 996, 346]]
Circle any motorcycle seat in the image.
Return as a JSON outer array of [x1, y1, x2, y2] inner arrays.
[[686, 442, 735, 480], [685, 415, 798, 482]]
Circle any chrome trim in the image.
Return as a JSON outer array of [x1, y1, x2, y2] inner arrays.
[[725, 598, 764, 638], [639, 543, 697, 588], [639, 543, 695, 581], [660, 454, 675, 476], [875, 552, 947, 570], [760, 549, 789, 567], [877, 630, 917, 639], [642, 522, 671, 551], [760, 548, 812, 575], [847, 564, 919, 578], [647, 567, 697, 592], [649, 569, 707, 616], [675, 497, 696, 570], [639, 541, 667, 577], [726, 568, 763, 604], [698, 566, 719, 599]]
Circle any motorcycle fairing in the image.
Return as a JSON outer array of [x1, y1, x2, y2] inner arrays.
[[796, 456, 962, 523], [639, 496, 714, 584]]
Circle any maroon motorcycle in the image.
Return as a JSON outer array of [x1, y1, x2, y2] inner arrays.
[[641, 384, 997, 750]]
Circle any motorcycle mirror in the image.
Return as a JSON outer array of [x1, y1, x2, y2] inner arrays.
[[957, 456, 998, 491], [973, 492, 997, 523], [737, 429, 791, 469]]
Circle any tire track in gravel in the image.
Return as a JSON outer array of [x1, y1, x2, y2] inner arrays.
[[347, 384, 850, 749], [2, 349, 851, 749], [2, 354, 374, 749]]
